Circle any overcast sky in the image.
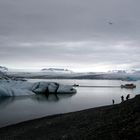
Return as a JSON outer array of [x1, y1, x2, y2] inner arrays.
[[0, 0, 140, 72]]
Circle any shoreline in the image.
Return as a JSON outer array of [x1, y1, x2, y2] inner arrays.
[[0, 95, 140, 139]]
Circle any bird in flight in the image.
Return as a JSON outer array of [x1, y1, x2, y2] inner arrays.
[[108, 22, 113, 25]]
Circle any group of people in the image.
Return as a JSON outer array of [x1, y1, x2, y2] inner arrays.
[[112, 94, 130, 105]]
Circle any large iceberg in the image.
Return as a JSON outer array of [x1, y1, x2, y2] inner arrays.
[[0, 80, 76, 97]]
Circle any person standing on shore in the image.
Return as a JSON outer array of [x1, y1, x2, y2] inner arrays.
[[112, 99, 115, 105], [126, 94, 130, 100], [121, 95, 124, 102]]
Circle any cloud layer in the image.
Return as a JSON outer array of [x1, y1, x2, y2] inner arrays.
[[0, 0, 140, 71]]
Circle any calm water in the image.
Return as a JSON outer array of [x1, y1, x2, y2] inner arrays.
[[0, 79, 139, 128]]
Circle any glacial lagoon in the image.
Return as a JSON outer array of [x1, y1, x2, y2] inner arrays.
[[0, 79, 139, 128]]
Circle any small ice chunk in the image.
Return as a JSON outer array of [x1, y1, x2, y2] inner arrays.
[[57, 85, 76, 94]]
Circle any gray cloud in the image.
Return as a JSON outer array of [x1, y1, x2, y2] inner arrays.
[[0, 0, 140, 71]]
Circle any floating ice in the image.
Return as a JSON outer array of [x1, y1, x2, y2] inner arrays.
[[0, 80, 76, 97]]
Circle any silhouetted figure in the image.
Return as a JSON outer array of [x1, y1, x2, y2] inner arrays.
[[126, 94, 130, 100], [121, 95, 124, 102], [112, 99, 115, 105]]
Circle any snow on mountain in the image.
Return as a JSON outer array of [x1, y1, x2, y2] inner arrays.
[[0, 66, 8, 72], [0, 71, 10, 80], [4, 67, 74, 78], [108, 70, 127, 74], [41, 68, 73, 74], [1, 65, 140, 80], [131, 70, 140, 74]]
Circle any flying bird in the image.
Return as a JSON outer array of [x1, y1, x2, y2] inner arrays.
[[108, 22, 113, 25]]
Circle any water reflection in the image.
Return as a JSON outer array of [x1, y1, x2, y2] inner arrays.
[[31, 93, 76, 102], [0, 97, 15, 109], [0, 93, 76, 108]]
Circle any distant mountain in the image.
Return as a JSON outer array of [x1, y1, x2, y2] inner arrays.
[[2, 66, 140, 81], [41, 68, 73, 74], [131, 70, 140, 74], [108, 70, 127, 74], [0, 70, 10, 80], [0, 66, 8, 72], [0, 71, 4, 76]]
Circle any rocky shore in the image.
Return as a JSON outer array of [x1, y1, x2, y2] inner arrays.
[[0, 95, 140, 140]]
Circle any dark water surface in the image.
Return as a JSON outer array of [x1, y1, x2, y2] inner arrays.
[[0, 79, 139, 128]]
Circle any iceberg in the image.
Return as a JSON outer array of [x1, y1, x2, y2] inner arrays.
[[0, 80, 34, 96], [57, 84, 76, 93], [32, 82, 76, 94], [0, 80, 76, 97]]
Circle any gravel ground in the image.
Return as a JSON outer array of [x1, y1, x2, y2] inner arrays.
[[0, 95, 140, 140]]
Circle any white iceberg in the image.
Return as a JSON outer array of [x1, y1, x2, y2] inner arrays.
[[0, 80, 76, 97], [0, 80, 34, 96], [57, 84, 76, 93]]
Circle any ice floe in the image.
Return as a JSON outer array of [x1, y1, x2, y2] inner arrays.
[[0, 80, 76, 97]]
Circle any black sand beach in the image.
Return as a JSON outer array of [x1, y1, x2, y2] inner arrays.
[[0, 95, 140, 140]]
